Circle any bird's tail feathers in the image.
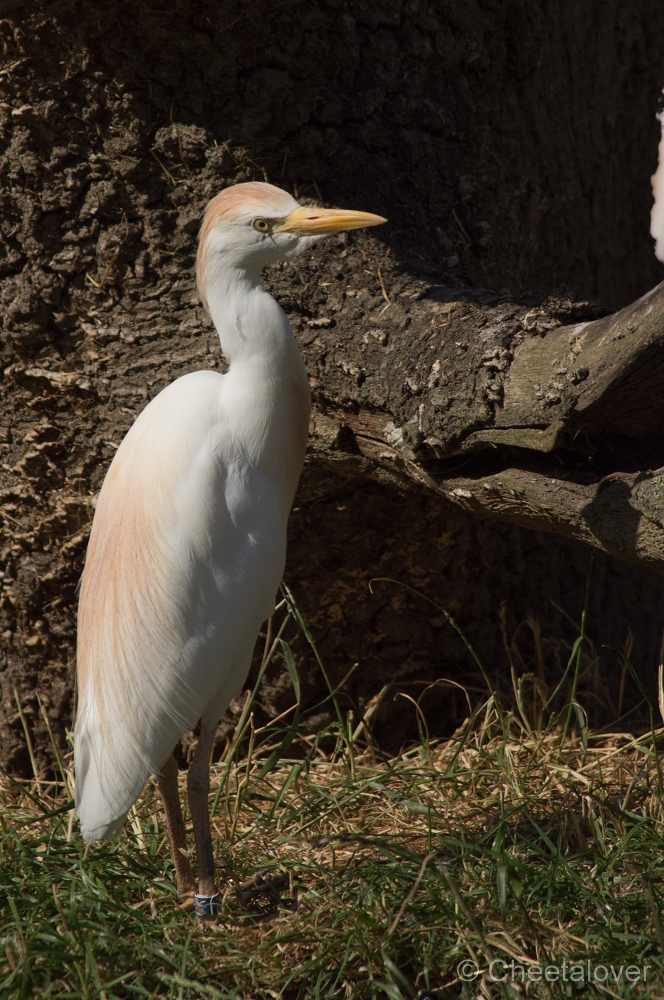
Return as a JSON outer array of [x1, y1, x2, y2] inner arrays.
[[74, 665, 204, 842]]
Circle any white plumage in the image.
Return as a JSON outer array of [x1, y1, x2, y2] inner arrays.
[[74, 181, 385, 907]]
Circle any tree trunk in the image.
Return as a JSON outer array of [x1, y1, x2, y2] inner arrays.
[[2, 0, 664, 771]]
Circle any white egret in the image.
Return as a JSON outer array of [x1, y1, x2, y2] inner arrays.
[[74, 181, 386, 915]]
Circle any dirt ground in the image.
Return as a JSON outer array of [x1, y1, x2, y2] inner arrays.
[[2, 1, 664, 774]]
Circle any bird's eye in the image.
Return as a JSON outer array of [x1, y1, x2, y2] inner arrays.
[[253, 218, 271, 232]]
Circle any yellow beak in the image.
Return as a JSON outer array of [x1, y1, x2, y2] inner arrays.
[[275, 205, 387, 235]]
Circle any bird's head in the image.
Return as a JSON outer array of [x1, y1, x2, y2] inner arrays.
[[197, 181, 386, 307]]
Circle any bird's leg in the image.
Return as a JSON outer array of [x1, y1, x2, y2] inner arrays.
[[187, 719, 219, 912], [157, 753, 196, 901]]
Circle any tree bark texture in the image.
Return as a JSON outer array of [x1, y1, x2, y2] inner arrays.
[[2, 1, 664, 771]]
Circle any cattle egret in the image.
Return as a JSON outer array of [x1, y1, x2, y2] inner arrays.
[[74, 181, 386, 915]]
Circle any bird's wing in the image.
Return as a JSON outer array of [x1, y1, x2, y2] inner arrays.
[[75, 371, 269, 840]]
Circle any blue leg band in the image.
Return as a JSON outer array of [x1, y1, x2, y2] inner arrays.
[[194, 892, 221, 917]]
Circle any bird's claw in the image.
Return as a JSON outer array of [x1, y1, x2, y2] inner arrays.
[[178, 893, 196, 913]]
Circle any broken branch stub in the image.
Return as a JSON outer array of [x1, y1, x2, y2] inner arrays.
[[460, 281, 664, 451], [319, 281, 664, 575]]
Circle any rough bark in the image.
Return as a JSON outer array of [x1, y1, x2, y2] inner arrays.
[[2, 0, 664, 771]]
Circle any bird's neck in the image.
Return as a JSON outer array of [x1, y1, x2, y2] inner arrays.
[[206, 267, 286, 364], [206, 267, 311, 501]]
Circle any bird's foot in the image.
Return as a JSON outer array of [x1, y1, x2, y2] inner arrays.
[[175, 870, 197, 909], [194, 891, 221, 918], [178, 892, 196, 913]]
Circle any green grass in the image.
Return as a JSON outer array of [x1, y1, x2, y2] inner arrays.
[[1, 591, 664, 998]]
